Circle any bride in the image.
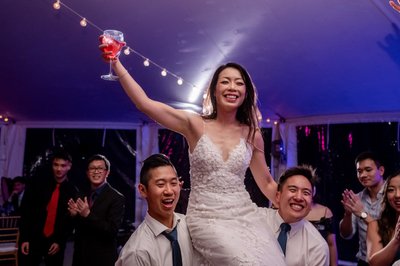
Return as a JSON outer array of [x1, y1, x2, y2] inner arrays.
[[99, 43, 285, 265]]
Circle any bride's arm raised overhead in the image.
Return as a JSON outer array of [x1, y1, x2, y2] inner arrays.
[[101, 51, 196, 137]]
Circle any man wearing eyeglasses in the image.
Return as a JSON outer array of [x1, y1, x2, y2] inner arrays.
[[67, 154, 125, 266]]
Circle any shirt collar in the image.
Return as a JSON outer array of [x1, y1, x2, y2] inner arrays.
[[91, 182, 107, 195], [275, 209, 305, 236], [145, 212, 181, 237], [360, 181, 385, 200]]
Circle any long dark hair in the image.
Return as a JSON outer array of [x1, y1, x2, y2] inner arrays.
[[202, 62, 260, 142], [378, 169, 400, 246]]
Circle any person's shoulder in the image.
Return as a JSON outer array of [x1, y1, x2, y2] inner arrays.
[[124, 222, 155, 248], [118, 224, 156, 265], [106, 183, 125, 199], [303, 219, 327, 243]]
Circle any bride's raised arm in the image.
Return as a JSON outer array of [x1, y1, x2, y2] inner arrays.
[[111, 59, 195, 136]]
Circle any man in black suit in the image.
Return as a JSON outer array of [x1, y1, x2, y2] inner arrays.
[[20, 149, 78, 266], [3, 175, 26, 215], [68, 154, 125, 266]]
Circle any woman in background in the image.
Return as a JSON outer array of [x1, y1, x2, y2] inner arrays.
[[306, 189, 338, 266], [367, 170, 400, 266]]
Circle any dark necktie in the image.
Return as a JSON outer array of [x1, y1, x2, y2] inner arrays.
[[89, 191, 97, 208], [43, 183, 60, 237], [277, 222, 291, 256], [162, 226, 183, 266]]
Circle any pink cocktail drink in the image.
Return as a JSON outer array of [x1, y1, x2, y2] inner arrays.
[[100, 35, 126, 60]]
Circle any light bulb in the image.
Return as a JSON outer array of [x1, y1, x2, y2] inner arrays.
[[161, 69, 167, 77], [274, 121, 278, 125], [53, 1, 61, 10], [143, 59, 150, 67], [4, 117, 9, 122], [80, 18, 87, 27], [124, 47, 130, 55], [266, 118, 271, 123], [177, 78, 183, 85], [0, 115, 2, 119]]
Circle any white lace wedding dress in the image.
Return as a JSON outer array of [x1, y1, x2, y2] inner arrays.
[[186, 134, 286, 265]]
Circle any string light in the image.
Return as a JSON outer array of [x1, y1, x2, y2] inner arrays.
[[80, 18, 87, 27], [0, 114, 14, 124], [49, 0, 201, 101], [53, 0, 61, 10], [123, 47, 130, 55]]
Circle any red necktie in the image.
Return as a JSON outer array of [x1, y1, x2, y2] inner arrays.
[[43, 183, 60, 237]]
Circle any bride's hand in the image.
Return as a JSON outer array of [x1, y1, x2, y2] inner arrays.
[[390, 0, 400, 12], [98, 35, 117, 63]]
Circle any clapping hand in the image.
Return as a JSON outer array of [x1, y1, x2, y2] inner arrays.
[[67, 198, 79, 216], [67, 197, 90, 217], [341, 189, 364, 216]]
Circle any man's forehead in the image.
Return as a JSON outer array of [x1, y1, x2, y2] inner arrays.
[[153, 175, 179, 181], [284, 175, 312, 190], [357, 159, 376, 168], [53, 158, 70, 164]]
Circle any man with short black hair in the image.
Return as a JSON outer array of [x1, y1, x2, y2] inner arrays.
[[264, 165, 329, 266], [340, 151, 386, 266], [67, 154, 125, 266], [116, 153, 193, 266], [3, 175, 26, 215], [20, 149, 78, 266]]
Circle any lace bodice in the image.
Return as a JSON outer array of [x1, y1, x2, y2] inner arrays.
[[189, 134, 252, 194]]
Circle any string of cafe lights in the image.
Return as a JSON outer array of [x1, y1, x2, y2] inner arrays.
[[51, 0, 284, 124], [51, 0, 199, 92], [0, 115, 14, 124]]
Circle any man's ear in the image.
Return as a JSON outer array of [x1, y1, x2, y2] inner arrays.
[[275, 191, 281, 207], [379, 166, 385, 176], [138, 184, 147, 198]]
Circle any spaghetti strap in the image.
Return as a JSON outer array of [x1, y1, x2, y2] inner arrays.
[[246, 128, 265, 153], [323, 206, 328, 218]]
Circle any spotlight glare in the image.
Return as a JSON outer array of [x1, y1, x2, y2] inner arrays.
[[177, 78, 183, 85]]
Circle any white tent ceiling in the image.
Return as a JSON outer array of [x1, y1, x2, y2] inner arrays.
[[1, 0, 400, 125]]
